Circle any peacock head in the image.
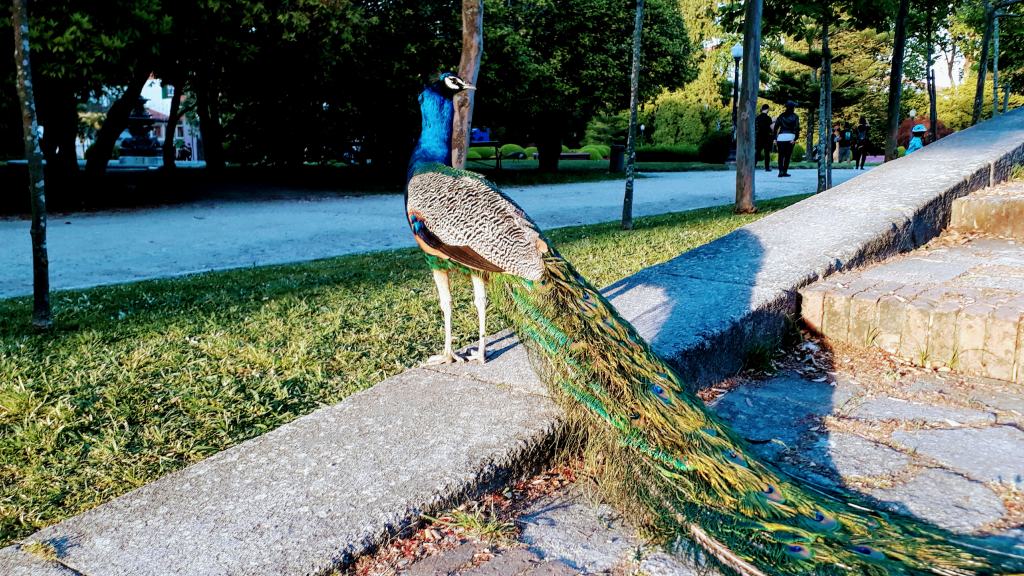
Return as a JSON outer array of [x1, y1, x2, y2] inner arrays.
[[430, 72, 475, 99]]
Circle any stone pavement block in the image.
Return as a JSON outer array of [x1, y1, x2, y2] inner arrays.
[[806, 433, 910, 479], [407, 542, 480, 576], [958, 304, 993, 375], [822, 289, 852, 342], [520, 492, 638, 574], [928, 300, 962, 368], [899, 298, 933, 363], [870, 469, 1006, 533], [1017, 320, 1024, 384], [849, 397, 995, 425], [460, 548, 541, 576], [892, 426, 1024, 488], [799, 283, 829, 334], [522, 560, 579, 576], [0, 546, 79, 576], [983, 307, 1021, 382], [875, 294, 907, 354], [711, 373, 835, 444], [849, 289, 882, 347]]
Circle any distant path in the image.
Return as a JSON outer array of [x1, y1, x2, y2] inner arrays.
[[0, 169, 867, 298]]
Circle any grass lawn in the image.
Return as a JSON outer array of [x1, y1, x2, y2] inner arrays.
[[0, 193, 810, 545]]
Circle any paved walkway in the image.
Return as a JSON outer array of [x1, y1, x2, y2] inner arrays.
[[0, 169, 865, 298]]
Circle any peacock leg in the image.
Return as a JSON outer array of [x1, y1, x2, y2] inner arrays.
[[426, 268, 465, 365], [469, 274, 488, 364]]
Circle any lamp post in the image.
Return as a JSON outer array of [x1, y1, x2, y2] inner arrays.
[[728, 42, 743, 163]]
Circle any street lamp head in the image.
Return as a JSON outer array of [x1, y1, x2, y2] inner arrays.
[[731, 43, 743, 60]]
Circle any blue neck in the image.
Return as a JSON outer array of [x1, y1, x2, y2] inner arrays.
[[408, 88, 454, 180]]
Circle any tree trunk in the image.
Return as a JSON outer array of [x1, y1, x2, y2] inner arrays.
[[196, 78, 225, 171], [12, 0, 51, 328], [824, 30, 833, 190], [622, 0, 644, 230], [817, 21, 830, 193], [972, 3, 993, 125], [85, 71, 150, 177], [452, 0, 483, 170], [805, 108, 814, 161], [885, 0, 910, 161], [992, 14, 1000, 117], [1004, 81, 1011, 113], [927, 8, 938, 143], [536, 125, 562, 173], [945, 45, 957, 87], [163, 84, 182, 169], [735, 0, 762, 214]]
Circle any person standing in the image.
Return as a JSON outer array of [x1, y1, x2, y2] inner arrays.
[[774, 100, 800, 177], [905, 123, 927, 155], [853, 116, 870, 169], [838, 122, 853, 163], [755, 104, 774, 172]]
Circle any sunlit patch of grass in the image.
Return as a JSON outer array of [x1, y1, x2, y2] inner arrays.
[[0, 194, 809, 545]]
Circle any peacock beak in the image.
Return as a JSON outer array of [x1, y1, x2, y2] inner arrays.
[[463, 84, 476, 91]]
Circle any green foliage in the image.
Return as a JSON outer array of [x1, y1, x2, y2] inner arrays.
[[647, 91, 728, 147], [499, 143, 527, 159], [561, 144, 570, 153], [635, 144, 700, 162], [698, 130, 732, 164], [471, 146, 495, 159], [584, 112, 629, 146], [578, 145, 604, 160], [465, 149, 482, 160], [897, 145, 906, 156], [793, 143, 806, 159], [524, 146, 538, 158]]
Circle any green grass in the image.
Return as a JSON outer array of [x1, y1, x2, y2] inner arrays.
[[0, 194, 810, 545]]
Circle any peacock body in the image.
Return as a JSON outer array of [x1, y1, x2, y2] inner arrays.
[[405, 73, 1024, 575]]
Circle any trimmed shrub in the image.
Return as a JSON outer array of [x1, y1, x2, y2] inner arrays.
[[466, 149, 482, 160], [792, 143, 805, 159], [698, 131, 732, 164], [524, 146, 538, 158], [578, 145, 604, 160], [561, 144, 570, 153], [635, 144, 700, 162], [897, 145, 906, 157], [594, 144, 611, 158], [471, 146, 495, 159], [500, 143, 527, 159]]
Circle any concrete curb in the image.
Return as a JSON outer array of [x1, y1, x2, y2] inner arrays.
[[5, 110, 1024, 576]]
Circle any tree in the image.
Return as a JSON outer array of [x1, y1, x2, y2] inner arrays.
[[12, 0, 50, 328], [452, 0, 483, 169], [735, 0, 763, 214], [884, 0, 909, 161], [622, 0, 645, 230], [474, 0, 694, 172]]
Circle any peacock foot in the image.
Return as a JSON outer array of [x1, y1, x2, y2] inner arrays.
[[468, 347, 487, 365], [425, 351, 465, 365]]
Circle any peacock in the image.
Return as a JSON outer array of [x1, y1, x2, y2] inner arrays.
[[405, 73, 1024, 575]]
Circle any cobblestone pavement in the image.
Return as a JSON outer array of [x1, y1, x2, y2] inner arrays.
[[389, 337, 1022, 575]]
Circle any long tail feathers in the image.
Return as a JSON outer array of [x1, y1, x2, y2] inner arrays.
[[489, 251, 1024, 576]]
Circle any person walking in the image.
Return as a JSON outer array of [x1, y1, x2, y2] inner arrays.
[[853, 116, 870, 169], [774, 100, 800, 177], [755, 104, 774, 172]]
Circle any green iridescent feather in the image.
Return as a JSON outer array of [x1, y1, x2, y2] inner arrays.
[[486, 248, 1023, 576]]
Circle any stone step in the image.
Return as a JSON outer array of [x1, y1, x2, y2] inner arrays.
[[799, 237, 1024, 383], [950, 182, 1024, 238]]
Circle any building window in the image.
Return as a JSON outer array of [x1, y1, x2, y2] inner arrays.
[[177, 126, 184, 138]]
